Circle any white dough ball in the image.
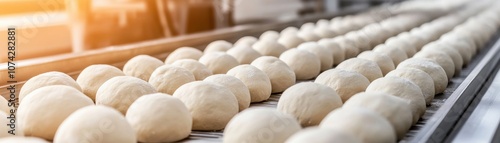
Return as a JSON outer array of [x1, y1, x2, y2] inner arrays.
[[204, 40, 232, 53], [0, 97, 10, 114], [297, 42, 334, 71], [314, 26, 337, 38], [260, 31, 280, 41], [357, 51, 395, 75], [19, 71, 81, 102], [373, 44, 408, 66], [96, 76, 157, 115], [414, 50, 455, 80], [397, 58, 448, 94], [226, 45, 262, 64], [314, 69, 370, 102], [281, 27, 299, 36], [385, 37, 417, 57], [126, 93, 191, 142], [76, 64, 125, 101], [227, 65, 272, 102], [223, 108, 301, 143], [204, 74, 251, 111], [123, 55, 164, 81], [279, 49, 321, 80], [277, 82, 343, 126], [318, 39, 345, 65], [0, 137, 49, 143], [345, 32, 371, 52], [148, 65, 195, 95], [422, 43, 464, 75], [0, 111, 13, 138], [171, 59, 213, 80], [437, 38, 473, 65], [332, 37, 360, 59], [285, 127, 362, 143], [164, 47, 203, 64], [199, 52, 239, 74], [18, 85, 94, 140], [297, 31, 321, 42], [234, 36, 258, 47], [386, 68, 435, 104], [251, 56, 295, 93], [252, 40, 288, 57], [173, 81, 238, 130], [300, 22, 316, 32], [278, 34, 306, 48], [336, 58, 383, 82], [54, 105, 136, 143]]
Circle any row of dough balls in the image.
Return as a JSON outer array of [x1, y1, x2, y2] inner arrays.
[[223, 2, 499, 143]]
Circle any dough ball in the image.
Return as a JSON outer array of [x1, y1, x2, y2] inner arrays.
[[343, 92, 413, 139], [226, 45, 262, 64], [297, 31, 321, 42], [360, 24, 386, 47], [0, 97, 10, 114], [278, 34, 306, 48], [19, 71, 81, 102], [316, 19, 330, 27], [422, 43, 464, 75], [227, 65, 272, 102], [279, 49, 321, 80], [386, 68, 435, 104], [199, 52, 239, 74], [345, 31, 371, 52], [164, 47, 203, 64], [300, 22, 316, 31], [252, 40, 288, 57], [397, 32, 426, 51], [260, 30, 280, 41], [171, 59, 213, 80], [204, 40, 232, 53], [123, 55, 164, 81], [251, 56, 295, 93], [357, 51, 395, 75], [437, 38, 473, 65], [285, 127, 362, 143], [332, 37, 360, 59], [373, 44, 408, 66], [385, 37, 417, 57], [313, 26, 337, 38], [281, 26, 299, 36], [18, 85, 93, 140], [148, 65, 195, 95], [204, 74, 251, 111], [366, 77, 426, 124], [223, 108, 301, 143], [336, 58, 383, 82], [54, 105, 136, 143], [277, 82, 343, 126], [440, 33, 477, 56], [0, 111, 13, 138], [314, 69, 370, 102], [0, 137, 49, 143], [413, 50, 455, 79], [319, 108, 397, 143], [76, 64, 125, 101], [173, 81, 238, 130], [126, 93, 191, 142], [96, 76, 157, 114], [318, 39, 345, 65], [234, 36, 258, 47], [297, 42, 334, 71], [397, 58, 448, 94]]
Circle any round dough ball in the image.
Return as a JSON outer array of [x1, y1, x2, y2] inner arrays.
[[260, 30, 280, 41], [300, 22, 316, 31], [0, 137, 49, 143], [336, 58, 383, 82], [281, 26, 299, 36], [173, 81, 238, 130], [397, 32, 426, 51], [413, 50, 455, 79], [343, 92, 413, 139], [314, 69, 370, 102], [366, 77, 426, 124], [223, 108, 301, 143], [126, 93, 191, 142], [164, 47, 203, 64], [18, 85, 94, 140], [285, 127, 362, 143], [357, 51, 395, 75], [279, 49, 321, 80], [386, 68, 435, 104], [437, 38, 473, 65], [204, 40, 232, 53], [397, 58, 448, 94], [198, 52, 239, 74], [96, 76, 157, 114], [171, 59, 213, 80], [278, 34, 306, 49], [373, 44, 408, 66], [148, 65, 195, 95], [0, 111, 13, 138], [277, 82, 343, 126], [0, 97, 10, 114], [313, 26, 337, 38], [385, 37, 417, 57], [422, 43, 464, 75], [234, 36, 258, 47], [227, 65, 272, 102], [252, 40, 288, 57], [227, 45, 262, 64], [318, 39, 345, 65], [123, 55, 164, 81], [345, 32, 371, 52], [332, 36, 360, 59], [76, 64, 125, 101], [320, 108, 397, 143], [360, 24, 386, 47], [297, 42, 334, 71], [19, 71, 81, 102], [440, 33, 477, 56], [204, 74, 251, 111], [251, 56, 295, 93], [53, 105, 136, 143], [297, 31, 321, 42]]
